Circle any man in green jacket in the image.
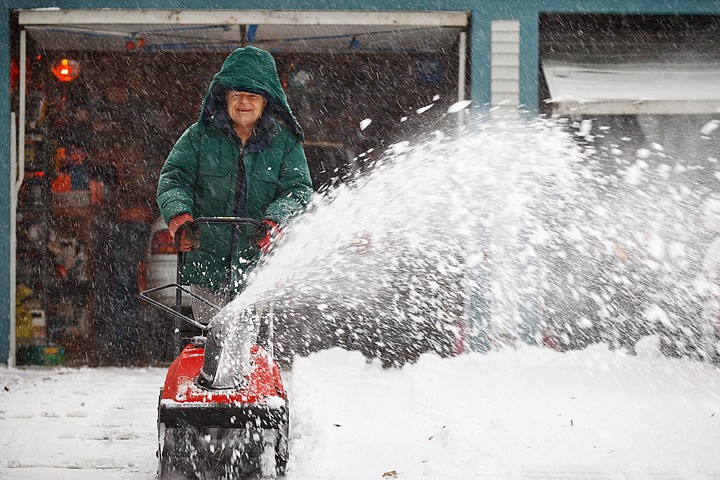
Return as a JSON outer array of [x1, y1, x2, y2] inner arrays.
[[157, 46, 313, 323]]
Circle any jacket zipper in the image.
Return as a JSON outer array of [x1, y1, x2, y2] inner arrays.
[[227, 142, 245, 289]]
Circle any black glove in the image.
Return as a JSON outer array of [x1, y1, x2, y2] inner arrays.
[[174, 221, 201, 251]]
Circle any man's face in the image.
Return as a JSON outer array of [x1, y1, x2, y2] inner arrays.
[[226, 91, 266, 130]]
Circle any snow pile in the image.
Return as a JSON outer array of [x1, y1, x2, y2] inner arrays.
[[290, 346, 720, 479]]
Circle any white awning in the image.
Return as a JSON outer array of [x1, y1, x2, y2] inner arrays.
[[543, 60, 720, 115], [18, 9, 468, 53], [18, 9, 469, 27]]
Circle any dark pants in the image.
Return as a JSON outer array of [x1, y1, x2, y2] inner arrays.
[[95, 220, 150, 364]]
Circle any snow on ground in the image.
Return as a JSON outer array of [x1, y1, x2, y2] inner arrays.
[[2, 340, 720, 480], [0, 367, 161, 479]]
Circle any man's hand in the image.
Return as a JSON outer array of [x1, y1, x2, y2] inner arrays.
[[253, 220, 283, 254], [168, 213, 200, 252]]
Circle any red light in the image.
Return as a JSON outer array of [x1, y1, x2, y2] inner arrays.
[[151, 229, 178, 255], [51, 58, 81, 82]]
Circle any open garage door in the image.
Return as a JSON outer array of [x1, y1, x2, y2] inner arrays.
[[540, 13, 720, 116], [11, 9, 468, 366]]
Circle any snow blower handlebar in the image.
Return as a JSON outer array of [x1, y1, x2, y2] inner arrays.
[[139, 217, 263, 332], [192, 217, 263, 229]]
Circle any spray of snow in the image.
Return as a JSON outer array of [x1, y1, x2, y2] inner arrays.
[[359, 118, 372, 131], [206, 113, 720, 376], [701, 120, 720, 136], [446, 100, 472, 114]]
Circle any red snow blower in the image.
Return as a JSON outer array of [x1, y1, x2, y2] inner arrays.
[[140, 217, 289, 479]]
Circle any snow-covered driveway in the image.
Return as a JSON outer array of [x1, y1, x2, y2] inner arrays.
[[2, 341, 720, 480], [1, 367, 161, 479]]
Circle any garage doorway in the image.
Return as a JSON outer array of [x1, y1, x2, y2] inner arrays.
[[11, 9, 469, 366]]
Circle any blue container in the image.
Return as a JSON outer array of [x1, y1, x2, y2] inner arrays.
[[66, 164, 90, 190]]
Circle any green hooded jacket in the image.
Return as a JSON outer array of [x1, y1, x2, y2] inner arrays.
[[157, 47, 313, 293]]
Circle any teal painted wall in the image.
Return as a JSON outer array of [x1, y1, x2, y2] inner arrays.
[[2, 0, 720, 364], [0, 8, 10, 365]]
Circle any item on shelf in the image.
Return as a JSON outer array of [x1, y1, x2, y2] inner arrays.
[[44, 346, 65, 365], [48, 297, 92, 343], [24, 134, 45, 167], [31, 309, 46, 342], [23, 171, 46, 207], [16, 345, 64, 366], [17, 345, 44, 365], [20, 219, 45, 245], [48, 238, 78, 278], [52, 189, 92, 208], [51, 146, 91, 207], [15, 284, 34, 339], [48, 238, 89, 281], [15, 310, 33, 339]]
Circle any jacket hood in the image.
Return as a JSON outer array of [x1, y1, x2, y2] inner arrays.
[[200, 46, 304, 141]]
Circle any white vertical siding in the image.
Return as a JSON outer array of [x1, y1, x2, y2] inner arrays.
[[491, 20, 520, 107]]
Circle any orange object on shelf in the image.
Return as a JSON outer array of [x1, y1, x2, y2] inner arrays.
[[90, 180, 104, 205], [51, 173, 71, 192]]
